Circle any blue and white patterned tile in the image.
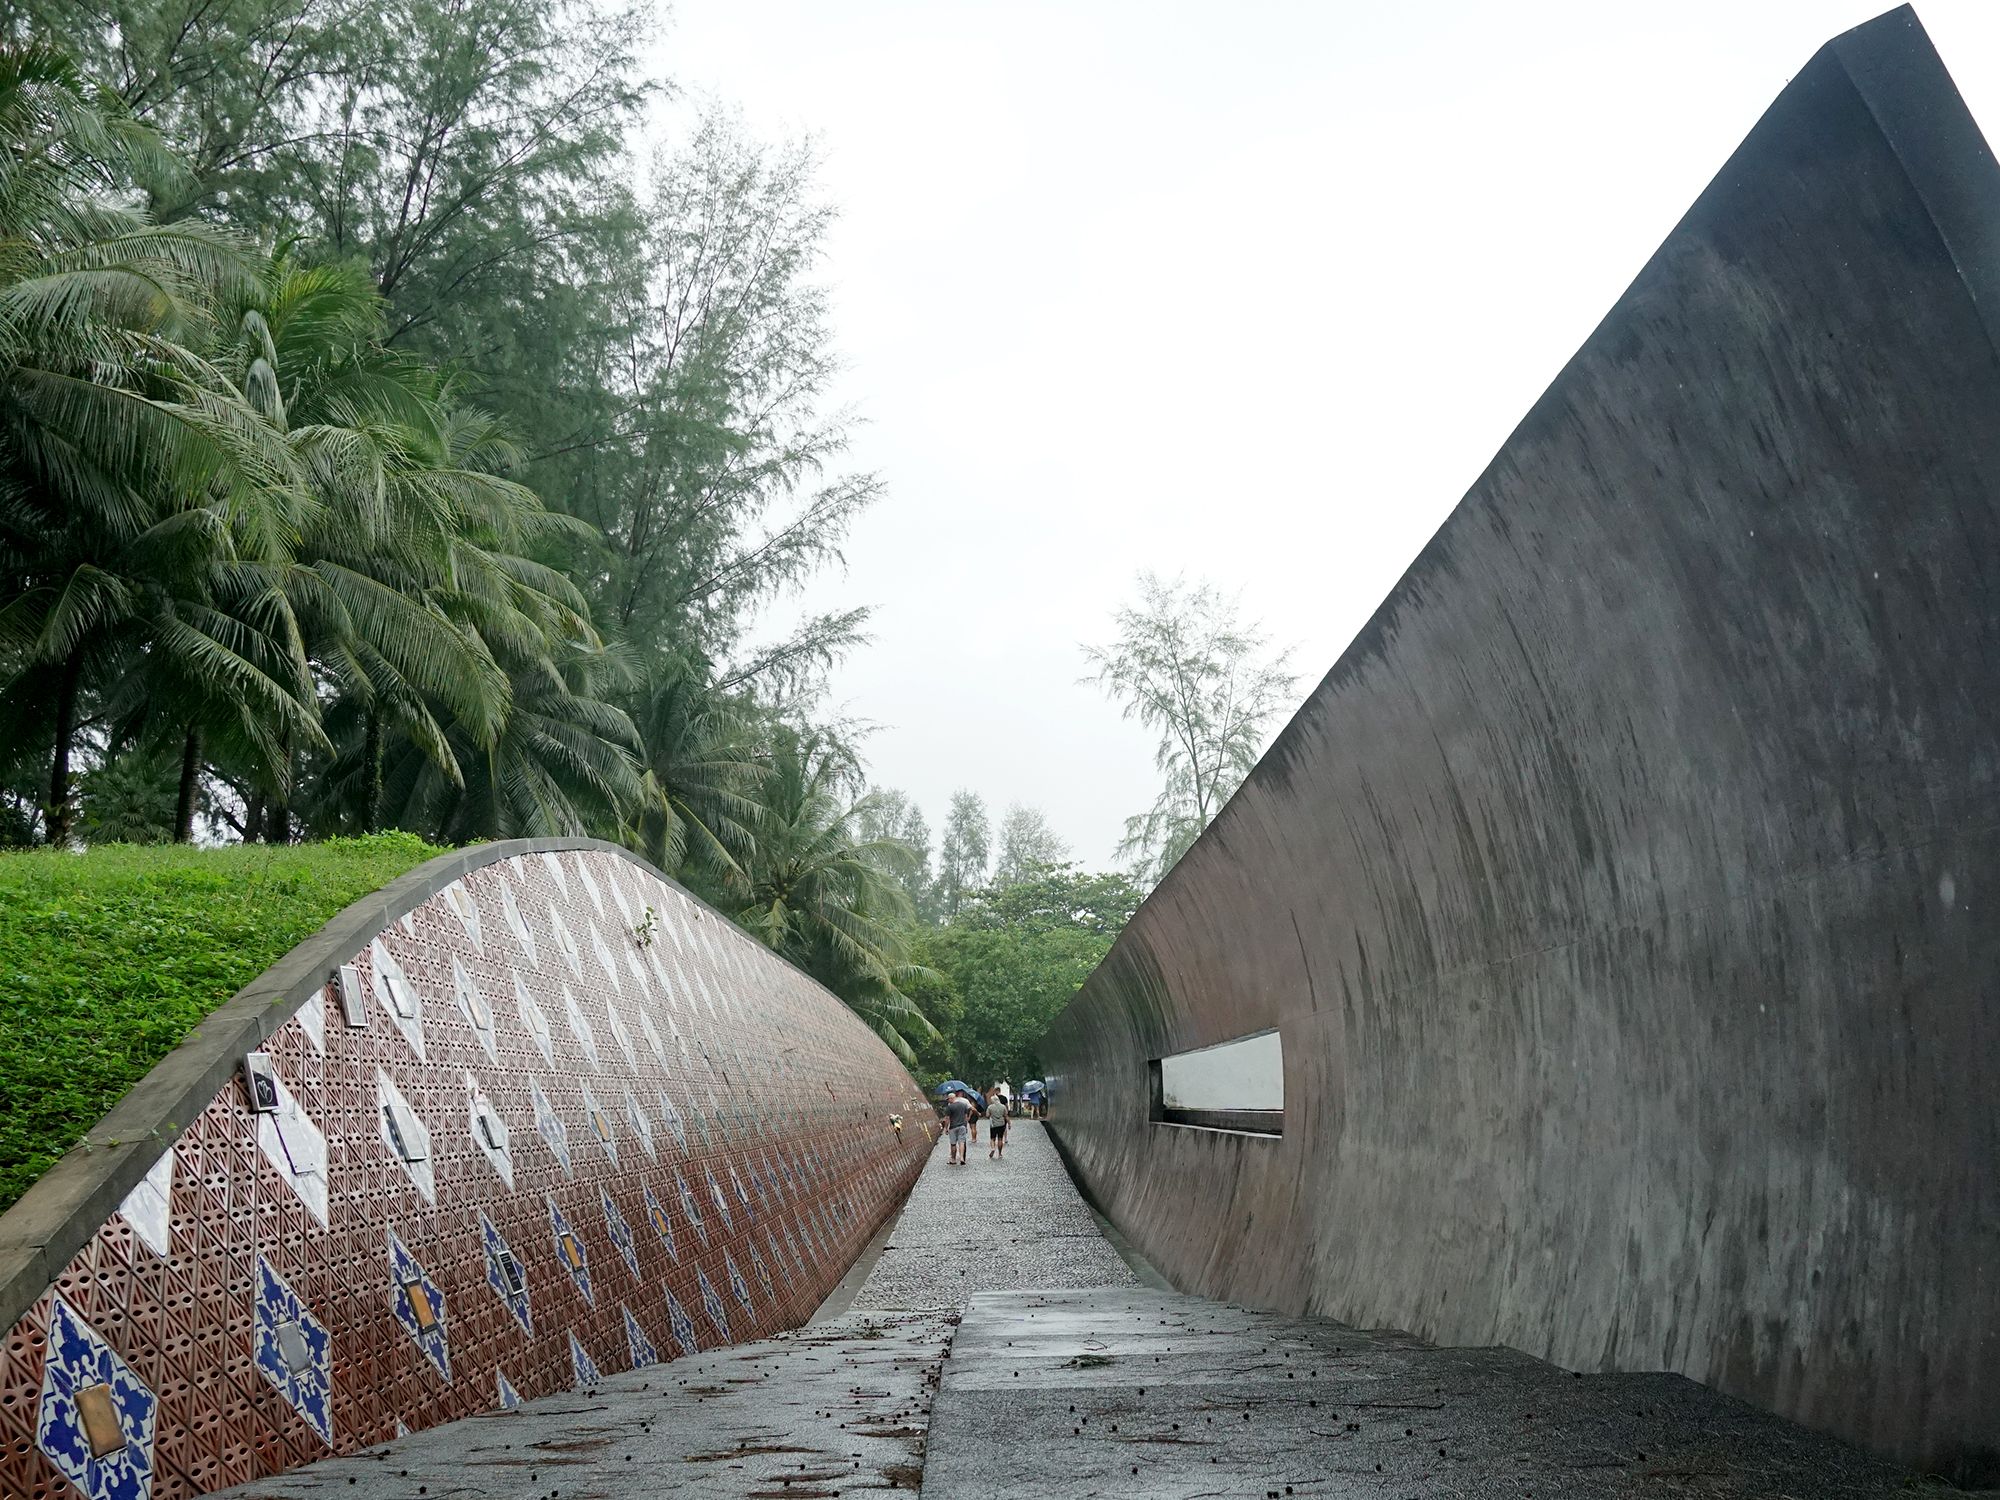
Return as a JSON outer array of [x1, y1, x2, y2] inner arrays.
[[253, 1257, 333, 1446], [496, 1371, 522, 1412], [724, 1252, 755, 1317], [696, 1267, 730, 1342], [441, 880, 483, 951], [664, 1290, 699, 1357], [656, 1089, 688, 1152], [467, 1074, 514, 1189], [749, 1239, 776, 1303], [478, 1212, 532, 1336], [706, 1169, 734, 1233], [376, 1068, 435, 1204], [387, 1230, 450, 1380], [549, 906, 583, 979], [621, 1087, 656, 1161], [601, 1189, 640, 1283], [37, 1295, 157, 1500], [548, 1195, 593, 1306], [621, 1304, 657, 1370], [568, 1332, 602, 1390]]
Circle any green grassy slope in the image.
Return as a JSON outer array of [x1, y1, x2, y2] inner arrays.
[[0, 833, 444, 1212]]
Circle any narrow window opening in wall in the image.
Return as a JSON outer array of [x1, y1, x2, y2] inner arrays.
[[1150, 1029, 1283, 1136]]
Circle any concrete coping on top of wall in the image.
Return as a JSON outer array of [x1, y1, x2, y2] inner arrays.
[[0, 836, 739, 1339]]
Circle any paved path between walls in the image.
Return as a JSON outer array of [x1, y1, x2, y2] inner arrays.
[[838, 1119, 1138, 1312]]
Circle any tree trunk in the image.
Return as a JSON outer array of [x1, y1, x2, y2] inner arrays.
[[44, 649, 84, 847], [174, 726, 200, 843], [361, 710, 383, 834], [243, 793, 265, 845]]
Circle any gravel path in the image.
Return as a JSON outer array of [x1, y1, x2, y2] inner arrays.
[[848, 1118, 1137, 1310]]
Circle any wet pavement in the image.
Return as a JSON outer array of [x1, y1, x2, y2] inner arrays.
[[843, 1119, 1137, 1310], [207, 1309, 950, 1498], [924, 1288, 1919, 1498]]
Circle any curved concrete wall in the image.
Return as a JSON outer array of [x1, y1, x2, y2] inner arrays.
[[1041, 7, 1999, 1477], [0, 840, 930, 1499]]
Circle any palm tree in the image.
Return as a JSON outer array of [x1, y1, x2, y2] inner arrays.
[[0, 45, 322, 844], [626, 660, 766, 885], [734, 724, 939, 1063]]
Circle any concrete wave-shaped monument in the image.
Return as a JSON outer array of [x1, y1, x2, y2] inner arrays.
[[1041, 6, 2000, 1478], [0, 838, 930, 1498]]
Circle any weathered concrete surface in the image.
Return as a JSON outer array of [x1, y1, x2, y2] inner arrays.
[[1039, 6, 2000, 1478], [923, 1290, 1919, 1498], [205, 1310, 951, 1498]]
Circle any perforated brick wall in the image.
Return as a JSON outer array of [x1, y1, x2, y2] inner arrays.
[[0, 846, 931, 1499]]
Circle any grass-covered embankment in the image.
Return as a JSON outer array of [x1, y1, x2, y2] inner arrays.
[[0, 833, 444, 1212]]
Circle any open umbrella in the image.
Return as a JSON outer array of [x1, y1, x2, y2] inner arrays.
[[935, 1080, 976, 1098], [1023, 1080, 1045, 1096]]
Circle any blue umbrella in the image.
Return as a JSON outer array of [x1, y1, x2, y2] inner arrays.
[[935, 1079, 976, 1098]]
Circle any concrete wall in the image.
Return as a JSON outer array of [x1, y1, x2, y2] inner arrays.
[[1040, 8, 2000, 1477], [0, 840, 931, 1500]]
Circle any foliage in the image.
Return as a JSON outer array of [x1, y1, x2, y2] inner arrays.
[[731, 725, 938, 1065], [934, 788, 989, 920], [993, 803, 1069, 887], [914, 863, 1142, 1085], [0, 832, 440, 1210], [1082, 571, 1297, 885]]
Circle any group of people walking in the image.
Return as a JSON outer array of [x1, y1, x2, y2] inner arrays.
[[943, 1084, 1011, 1165]]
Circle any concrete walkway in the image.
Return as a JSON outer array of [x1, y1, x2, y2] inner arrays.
[[844, 1119, 1137, 1311]]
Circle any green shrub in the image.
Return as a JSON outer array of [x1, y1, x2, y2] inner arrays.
[[0, 835, 444, 1211]]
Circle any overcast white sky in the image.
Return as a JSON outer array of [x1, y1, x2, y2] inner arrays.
[[643, 1, 2000, 870]]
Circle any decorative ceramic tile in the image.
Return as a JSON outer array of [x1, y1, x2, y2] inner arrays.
[[253, 1062, 329, 1225], [601, 1188, 640, 1282], [2, 845, 931, 1500], [479, 1212, 531, 1336], [696, 1267, 730, 1341], [297, 991, 327, 1053], [370, 937, 426, 1059], [621, 1304, 657, 1370], [116, 1149, 174, 1260], [37, 1295, 158, 1500], [496, 1371, 522, 1411], [451, 956, 498, 1062], [549, 906, 582, 978], [388, 1230, 450, 1380], [642, 1182, 677, 1261], [467, 1074, 514, 1189], [676, 1170, 708, 1247], [441, 880, 483, 950], [567, 1332, 601, 1390], [376, 1067, 435, 1203], [254, 1257, 333, 1446], [500, 879, 537, 964], [707, 1169, 734, 1233], [579, 1081, 617, 1165], [530, 1078, 572, 1176], [724, 1252, 755, 1316], [621, 1087, 655, 1160], [656, 1088, 688, 1152], [664, 1290, 699, 1357], [514, 973, 555, 1065], [603, 999, 636, 1068], [548, 1196, 593, 1307], [562, 987, 601, 1069], [538, 851, 569, 897]]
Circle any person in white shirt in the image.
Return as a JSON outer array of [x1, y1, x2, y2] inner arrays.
[[986, 1091, 1009, 1159]]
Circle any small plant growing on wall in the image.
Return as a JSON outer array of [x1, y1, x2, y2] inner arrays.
[[634, 906, 658, 948]]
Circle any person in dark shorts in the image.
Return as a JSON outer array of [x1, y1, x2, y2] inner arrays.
[[945, 1091, 972, 1165], [986, 1091, 1009, 1159]]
